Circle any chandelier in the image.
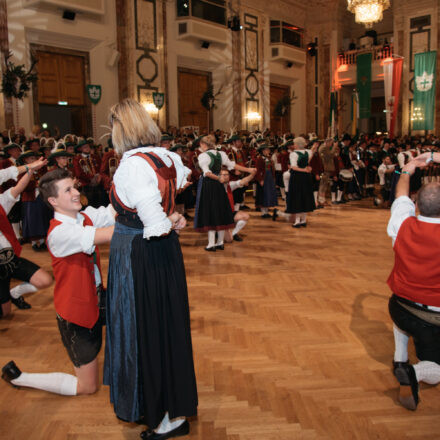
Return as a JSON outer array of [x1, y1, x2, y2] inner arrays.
[[347, 0, 390, 29]]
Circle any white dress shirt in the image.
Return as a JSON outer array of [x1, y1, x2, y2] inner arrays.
[[0, 166, 20, 250], [113, 146, 191, 239], [198, 150, 236, 175], [47, 205, 116, 286], [229, 180, 243, 192]]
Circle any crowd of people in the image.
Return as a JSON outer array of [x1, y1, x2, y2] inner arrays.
[[1, 102, 440, 439]]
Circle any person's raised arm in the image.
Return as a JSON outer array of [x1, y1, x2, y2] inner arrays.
[[395, 161, 417, 199]]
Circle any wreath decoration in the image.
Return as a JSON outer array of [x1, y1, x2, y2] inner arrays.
[[1, 51, 38, 100]]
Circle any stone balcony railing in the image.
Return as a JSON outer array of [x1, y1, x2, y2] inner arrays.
[[337, 44, 394, 66]]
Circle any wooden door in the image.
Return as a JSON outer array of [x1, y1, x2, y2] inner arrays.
[[270, 83, 290, 133], [178, 69, 211, 133], [35, 50, 88, 135]]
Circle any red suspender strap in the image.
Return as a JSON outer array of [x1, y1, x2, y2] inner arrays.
[[0, 204, 21, 256]]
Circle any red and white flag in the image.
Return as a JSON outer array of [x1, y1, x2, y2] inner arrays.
[[383, 57, 403, 138]]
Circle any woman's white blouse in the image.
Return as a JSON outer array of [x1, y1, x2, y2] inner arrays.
[[289, 150, 310, 167], [113, 146, 191, 239], [198, 150, 236, 175]]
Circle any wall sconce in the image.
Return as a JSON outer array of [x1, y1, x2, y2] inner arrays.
[[246, 111, 261, 124], [143, 102, 159, 116]]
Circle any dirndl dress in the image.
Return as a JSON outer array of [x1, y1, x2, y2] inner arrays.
[[104, 152, 198, 428], [22, 195, 52, 240], [194, 151, 234, 232], [255, 170, 278, 208]]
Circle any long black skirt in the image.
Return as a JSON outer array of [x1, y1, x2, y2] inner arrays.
[[286, 171, 316, 213], [105, 225, 198, 427], [194, 177, 234, 232], [131, 232, 198, 428]]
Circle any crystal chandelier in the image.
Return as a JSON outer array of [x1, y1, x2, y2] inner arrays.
[[347, 0, 390, 29]]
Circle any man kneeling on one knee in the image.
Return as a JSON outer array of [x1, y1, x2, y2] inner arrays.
[[2, 168, 115, 396], [387, 152, 440, 410], [220, 167, 256, 243]]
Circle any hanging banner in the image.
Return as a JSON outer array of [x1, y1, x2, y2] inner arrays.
[[351, 91, 359, 136], [329, 91, 337, 136], [413, 51, 437, 131], [356, 53, 372, 119], [383, 57, 403, 138]]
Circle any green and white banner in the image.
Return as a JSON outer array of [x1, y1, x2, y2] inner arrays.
[[413, 51, 437, 131], [356, 53, 372, 119]]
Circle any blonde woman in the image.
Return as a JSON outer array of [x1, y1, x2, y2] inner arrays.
[[104, 99, 197, 439]]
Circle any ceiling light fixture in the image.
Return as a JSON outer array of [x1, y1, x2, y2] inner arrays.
[[347, 0, 390, 29]]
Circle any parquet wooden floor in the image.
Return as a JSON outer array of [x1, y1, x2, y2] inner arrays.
[[1, 198, 439, 439]]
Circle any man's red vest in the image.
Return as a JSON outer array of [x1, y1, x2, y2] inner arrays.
[[47, 213, 102, 328], [387, 216, 440, 307]]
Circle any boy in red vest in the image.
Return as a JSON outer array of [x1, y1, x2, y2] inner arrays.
[[2, 168, 115, 396], [387, 152, 440, 411]]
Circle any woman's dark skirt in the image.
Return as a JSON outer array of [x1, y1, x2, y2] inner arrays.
[[21, 195, 52, 240], [255, 171, 278, 208], [104, 223, 198, 428], [194, 176, 234, 232], [286, 170, 316, 214]]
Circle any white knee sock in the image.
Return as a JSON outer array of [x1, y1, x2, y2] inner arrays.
[[10, 282, 38, 299], [393, 325, 409, 362], [337, 190, 343, 201], [331, 192, 336, 202], [314, 191, 318, 204], [155, 412, 185, 434], [11, 372, 78, 395], [232, 220, 246, 236], [234, 203, 240, 212], [300, 213, 307, 223], [414, 361, 440, 385], [207, 231, 216, 248], [216, 230, 225, 246], [12, 223, 21, 240], [294, 214, 301, 225], [280, 188, 286, 200], [261, 207, 268, 215]]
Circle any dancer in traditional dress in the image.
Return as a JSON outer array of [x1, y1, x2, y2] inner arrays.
[[194, 134, 255, 251], [105, 99, 197, 440], [285, 137, 318, 228], [255, 144, 278, 218]]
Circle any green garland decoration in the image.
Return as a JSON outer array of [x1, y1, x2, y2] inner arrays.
[[1, 51, 38, 100]]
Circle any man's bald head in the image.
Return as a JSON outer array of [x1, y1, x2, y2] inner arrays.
[[417, 182, 440, 217]]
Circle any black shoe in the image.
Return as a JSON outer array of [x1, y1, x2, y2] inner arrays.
[[393, 362, 419, 410], [183, 213, 193, 221], [300, 222, 307, 227], [255, 207, 261, 212], [1, 360, 21, 387], [233, 234, 243, 242], [261, 214, 271, 219], [140, 420, 189, 439], [316, 204, 324, 209], [11, 297, 31, 310], [205, 246, 216, 252], [292, 223, 301, 228], [241, 205, 251, 210], [215, 244, 224, 250], [31, 244, 41, 252], [272, 208, 278, 221]]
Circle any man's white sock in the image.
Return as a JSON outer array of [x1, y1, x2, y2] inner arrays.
[[12, 223, 21, 240], [154, 412, 185, 434], [331, 192, 336, 202], [314, 191, 318, 205], [10, 282, 38, 299], [393, 325, 409, 362], [337, 190, 343, 201], [234, 203, 240, 212], [280, 188, 286, 200], [414, 361, 440, 385], [232, 220, 246, 236], [261, 207, 268, 215], [11, 372, 78, 396], [216, 230, 225, 246]]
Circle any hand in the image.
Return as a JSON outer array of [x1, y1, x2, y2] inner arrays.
[[259, 180, 264, 186], [401, 161, 417, 176], [305, 166, 312, 173], [315, 174, 320, 181], [168, 212, 186, 230], [28, 157, 47, 171], [248, 167, 257, 173]]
